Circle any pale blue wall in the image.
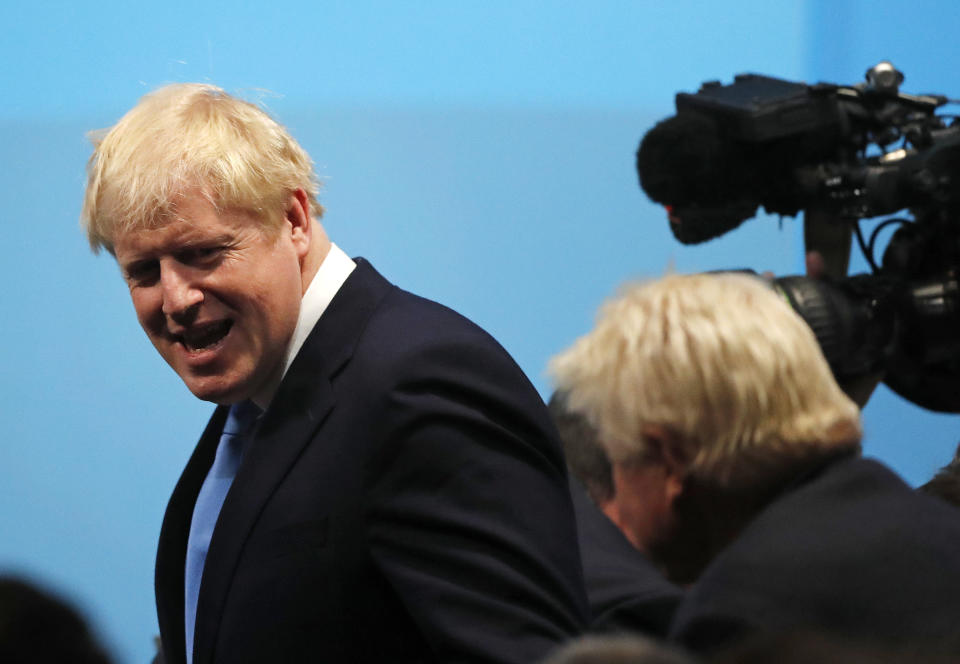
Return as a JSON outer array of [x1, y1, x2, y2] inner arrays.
[[0, 2, 955, 661]]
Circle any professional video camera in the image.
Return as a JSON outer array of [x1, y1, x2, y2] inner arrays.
[[636, 62, 960, 412]]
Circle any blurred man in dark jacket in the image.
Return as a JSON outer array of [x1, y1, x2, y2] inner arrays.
[[551, 272, 960, 655], [549, 391, 682, 636]]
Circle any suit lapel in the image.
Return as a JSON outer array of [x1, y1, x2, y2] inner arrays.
[[187, 259, 392, 664]]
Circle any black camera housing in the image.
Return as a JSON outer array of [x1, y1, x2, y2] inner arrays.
[[638, 63, 960, 412]]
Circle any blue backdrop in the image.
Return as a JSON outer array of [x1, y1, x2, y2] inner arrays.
[[1, 1, 958, 661]]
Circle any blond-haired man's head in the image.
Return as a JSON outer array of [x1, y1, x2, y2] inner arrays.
[[550, 272, 861, 580], [82, 84, 331, 405]]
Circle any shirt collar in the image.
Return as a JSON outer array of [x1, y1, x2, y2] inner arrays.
[[252, 242, 356, 409]]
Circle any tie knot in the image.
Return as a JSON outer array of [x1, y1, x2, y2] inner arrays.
[[222, 400, 262, 436]]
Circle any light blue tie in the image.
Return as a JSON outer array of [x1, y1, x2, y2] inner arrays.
[[183, 400, 261, 664]]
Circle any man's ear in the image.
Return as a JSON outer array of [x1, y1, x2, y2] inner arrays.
[[641, 425, 689, 472], [285, 188, 313, 258], [641, 424, 689, 501]]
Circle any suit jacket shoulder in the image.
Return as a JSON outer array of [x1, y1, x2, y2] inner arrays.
[[670, 455, 960, 654]]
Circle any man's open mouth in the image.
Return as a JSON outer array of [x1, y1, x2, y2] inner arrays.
[[180, 320, 233, 352]]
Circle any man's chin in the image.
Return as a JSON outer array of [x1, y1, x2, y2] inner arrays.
[[181, 374, 252, 405], [170, 354, 278, 405]]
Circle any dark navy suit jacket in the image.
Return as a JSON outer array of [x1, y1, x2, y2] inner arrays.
[[155, 259, 589, 664], [670, 454, 960, 654]]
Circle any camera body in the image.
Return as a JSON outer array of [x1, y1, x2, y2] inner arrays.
[[637, 63, 960, 412]]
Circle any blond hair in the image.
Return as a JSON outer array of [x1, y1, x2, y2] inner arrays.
[[81, 83, 322, 253], [550, 272, 861, 488]]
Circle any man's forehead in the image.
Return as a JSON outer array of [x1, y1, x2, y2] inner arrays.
[[112, 188, 276, 262], [114, 217, 233, 261]]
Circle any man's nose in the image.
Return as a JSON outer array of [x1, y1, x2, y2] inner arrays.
[[160, 260, 203, 319]]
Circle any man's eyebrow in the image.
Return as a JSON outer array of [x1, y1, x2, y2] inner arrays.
[[119, 233, 235, 263], [120, 256, 157, 278], [117, 252, 153, 268]]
